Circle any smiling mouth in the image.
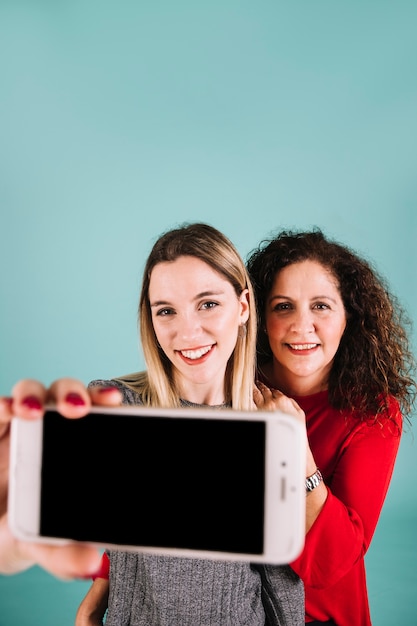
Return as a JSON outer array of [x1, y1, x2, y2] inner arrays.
[[180, 345, 213, 360], [287, 343, 319, 350]]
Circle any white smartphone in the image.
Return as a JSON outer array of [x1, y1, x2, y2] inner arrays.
[[8, 405, 306, 564]]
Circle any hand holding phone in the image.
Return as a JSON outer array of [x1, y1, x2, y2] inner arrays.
[[9, 405, 306, 564]]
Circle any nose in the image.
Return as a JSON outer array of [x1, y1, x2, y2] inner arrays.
[[175, 312, 202, 341], [289, 308, 315, 333]]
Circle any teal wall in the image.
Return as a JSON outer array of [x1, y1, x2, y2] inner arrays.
[[1, 2, 416, 624]]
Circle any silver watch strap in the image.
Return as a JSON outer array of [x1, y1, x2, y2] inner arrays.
[[305, 468, 323, 492]]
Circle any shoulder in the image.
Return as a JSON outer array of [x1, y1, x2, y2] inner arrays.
[[377, 394, 403, 433], [345, 394, 403, 438]]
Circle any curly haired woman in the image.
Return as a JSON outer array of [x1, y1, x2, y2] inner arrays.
[[246, 228, 416, 626]]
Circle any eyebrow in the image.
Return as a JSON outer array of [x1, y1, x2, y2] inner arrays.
[[269, 294, 339, 305], [150, 289, 226, 308]]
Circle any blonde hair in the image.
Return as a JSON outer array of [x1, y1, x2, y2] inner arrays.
[[116, 223, 257, 410]]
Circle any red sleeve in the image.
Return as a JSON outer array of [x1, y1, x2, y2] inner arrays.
[[291, 401, 402, 589], [92, 551, 110, 580]]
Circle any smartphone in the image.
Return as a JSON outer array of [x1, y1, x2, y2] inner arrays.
[[8, 405, 306, 564]]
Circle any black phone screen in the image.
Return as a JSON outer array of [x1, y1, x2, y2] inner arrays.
[[40, 410, 266, 555]]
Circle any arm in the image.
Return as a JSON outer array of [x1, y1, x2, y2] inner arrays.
[[291, 401, 402, 588], [253, 382, 328, 533], [254, 384, 402, 588], [75, 577, 109, 626], [0, 379, 121, 578]]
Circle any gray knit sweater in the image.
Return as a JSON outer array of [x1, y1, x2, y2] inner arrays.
[[88, 379, 304, 626]]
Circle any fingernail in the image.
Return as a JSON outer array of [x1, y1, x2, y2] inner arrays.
[[78, 564, 104, 580], [98, 386, 119, 394], [65, 392, 86, 406], [21, 396, 42, 410]]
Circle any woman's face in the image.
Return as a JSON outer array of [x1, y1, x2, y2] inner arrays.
[[265, 260, 347, 395], [148, 255, 249, 401]]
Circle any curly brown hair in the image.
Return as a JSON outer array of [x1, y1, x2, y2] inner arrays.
[[246, 228, 416, 419]]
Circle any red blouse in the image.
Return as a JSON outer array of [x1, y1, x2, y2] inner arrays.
[[291, 390, 402, 625]]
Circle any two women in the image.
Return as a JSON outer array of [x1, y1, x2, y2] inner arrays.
[[1, 224, 415, 626]]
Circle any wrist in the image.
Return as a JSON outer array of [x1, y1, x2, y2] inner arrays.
[[305, 468, 323, 493]]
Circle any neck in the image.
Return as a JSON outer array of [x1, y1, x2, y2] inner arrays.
[[176, 379, 226, 407], [181, 398, 229, 408]]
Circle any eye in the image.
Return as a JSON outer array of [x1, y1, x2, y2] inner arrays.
[[201, 301, 218, 310], [313, 302, 330, 311], [156, 307, 175, 317], [272, 302, 292, 312]]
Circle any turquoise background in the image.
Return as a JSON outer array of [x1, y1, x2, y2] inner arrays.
[[1, 2, 416, 624]]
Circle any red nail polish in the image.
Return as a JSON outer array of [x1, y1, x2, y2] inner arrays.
[[21, 396, 42, 410], [65, 392, 86, 406], [98, 386, 119, 394]]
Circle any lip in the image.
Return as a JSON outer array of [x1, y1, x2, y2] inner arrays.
[[285, 343, 320, 353], [177, 344, 215, 364]]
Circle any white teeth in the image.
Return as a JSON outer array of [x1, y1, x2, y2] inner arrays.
[[180, 346, 212, 359], [289, 343, 318, 350]]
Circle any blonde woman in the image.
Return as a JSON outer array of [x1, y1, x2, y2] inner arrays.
[[2, 223, 305, 626]]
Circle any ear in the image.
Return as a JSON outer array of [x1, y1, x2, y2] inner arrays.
[[238, 288, 250, 325]]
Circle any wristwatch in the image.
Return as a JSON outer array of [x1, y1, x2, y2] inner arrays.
[[305, 468, 323, 493]]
